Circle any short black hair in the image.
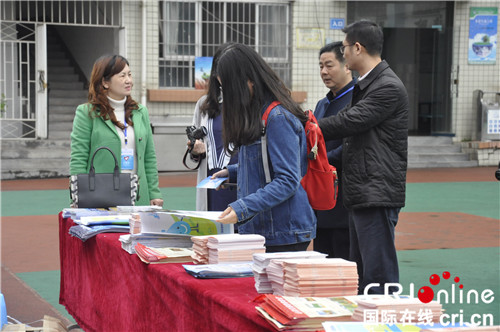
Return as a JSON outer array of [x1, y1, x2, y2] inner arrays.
[[342, 20, 383, 56], [319, 41, 344, 63]]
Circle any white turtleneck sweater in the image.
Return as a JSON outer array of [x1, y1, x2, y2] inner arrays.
[[107, 96, 137, 174]]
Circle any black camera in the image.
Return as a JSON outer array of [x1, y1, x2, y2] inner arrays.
[[186, 126, 208, 151]]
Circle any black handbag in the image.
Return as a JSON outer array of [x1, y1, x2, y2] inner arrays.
[[69, 146, 139, 208]]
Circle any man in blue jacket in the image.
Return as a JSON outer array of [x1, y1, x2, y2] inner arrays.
[[313, 41, 356, 260], [318, 21, 409, 294]]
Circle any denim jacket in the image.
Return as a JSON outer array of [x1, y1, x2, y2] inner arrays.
[[227, 103, 317, 246]]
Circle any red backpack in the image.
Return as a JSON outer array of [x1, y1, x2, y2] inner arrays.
[[261, 101, 338, 210]]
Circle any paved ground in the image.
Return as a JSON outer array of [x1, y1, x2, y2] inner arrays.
[[1, 167, 499, 330]]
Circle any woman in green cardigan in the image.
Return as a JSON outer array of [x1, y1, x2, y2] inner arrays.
[[70, 54, 163, 207]]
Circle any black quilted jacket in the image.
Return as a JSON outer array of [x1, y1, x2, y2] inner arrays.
[[318, 60, 409, 209]]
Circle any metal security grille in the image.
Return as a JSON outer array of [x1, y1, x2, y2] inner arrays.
[[0, 1, 121, 139], [159, 0, 292, 88], [0, 22, 37, 138], [0, 1, 121, 26]]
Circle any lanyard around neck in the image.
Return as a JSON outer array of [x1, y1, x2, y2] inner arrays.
[[330, 85, 354, 103], [123, 112, 128, 145]]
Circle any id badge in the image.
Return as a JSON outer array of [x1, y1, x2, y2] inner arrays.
[[121, 148, 134, 170]]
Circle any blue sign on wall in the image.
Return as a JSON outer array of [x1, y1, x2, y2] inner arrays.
[[330, 18, 345, 30], [468, 7, 497, 64]]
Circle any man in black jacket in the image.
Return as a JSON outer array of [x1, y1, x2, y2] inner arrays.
[[318, 20, 409, 294]]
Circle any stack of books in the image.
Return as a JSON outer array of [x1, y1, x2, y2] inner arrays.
[[134, 243, 194, 264], [269, 258, 359, 297], [206, 234, 266, 264], [252, 251, 327, 294], [65, 208, 130, 241], [191, 235, 211, 264], [62, 207, 117, 219], [267, 259, 288, 295], [351, 296, 443, 323], [129, 213, 141, 234], [255, 294, 357, 331]]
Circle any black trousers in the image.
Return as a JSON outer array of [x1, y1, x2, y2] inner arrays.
[[266, 241, 310, 253], [313, 228, 350, 260], [349, 206, 400, 294]]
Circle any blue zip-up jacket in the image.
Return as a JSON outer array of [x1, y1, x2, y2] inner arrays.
[[313, 79, 356, 229], [227, 103, 316, 246]]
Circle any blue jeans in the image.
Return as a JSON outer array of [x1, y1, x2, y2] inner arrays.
[[349, 207, 400, 294]]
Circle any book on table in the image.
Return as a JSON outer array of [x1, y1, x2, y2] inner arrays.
[[255, 294, 358, 331], [350, 295, 443, 323], [252, 251, 327, 294], [69, 224, 130, 241], [182, 262, 254, 278], [191, 235, 211, 264], [265, 257, 358, 297], [119, 233, 193, 254], [206, 234, 266, 264], [134, 243, 194, 264]]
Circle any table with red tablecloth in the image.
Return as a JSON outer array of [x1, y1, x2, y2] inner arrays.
[[58, 213, 274, 332]]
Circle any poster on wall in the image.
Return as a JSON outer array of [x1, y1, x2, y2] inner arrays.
[[296, 28, 325, 49], [194, 57, 213, 89], [468, 7, 498, 64]]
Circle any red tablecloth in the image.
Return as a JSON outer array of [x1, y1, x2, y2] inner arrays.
[[58, 213, 274, 332]]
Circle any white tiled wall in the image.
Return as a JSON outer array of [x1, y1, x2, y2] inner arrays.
[[452, 1, 500, 141], [124, 0, 500, 139], [291, 1, 348, 111]]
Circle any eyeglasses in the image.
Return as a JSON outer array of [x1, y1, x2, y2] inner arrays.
[[340, 43, 355, 55]]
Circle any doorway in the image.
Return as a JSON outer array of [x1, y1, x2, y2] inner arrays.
[[347, 1, 454, 136]]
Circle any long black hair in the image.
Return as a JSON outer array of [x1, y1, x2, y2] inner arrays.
[[215, 43, 305, 151], [200, 43, 235, 118]]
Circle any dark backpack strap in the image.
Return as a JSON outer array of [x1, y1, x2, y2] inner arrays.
[[261, 101, 281, 183]]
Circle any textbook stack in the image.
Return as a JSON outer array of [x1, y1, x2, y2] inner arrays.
[[206, 234, 266, 264], [252, 251, 327, 294], [267, 259, 288, 295], [68, 214, 131, 241], [191, 235, 211, 264], [268, 258, 359, 297], [63, 207, 160, 242], [255, 294, 358, 332], [351, 296, 443, 323]]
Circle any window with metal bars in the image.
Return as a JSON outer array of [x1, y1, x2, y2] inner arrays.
[[159, 1, 291, 88]]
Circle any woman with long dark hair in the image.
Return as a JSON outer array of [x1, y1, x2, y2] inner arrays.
[[189, 44, 238, 212], [213, 43, 316, 252], [70, 54, 163, 206]]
